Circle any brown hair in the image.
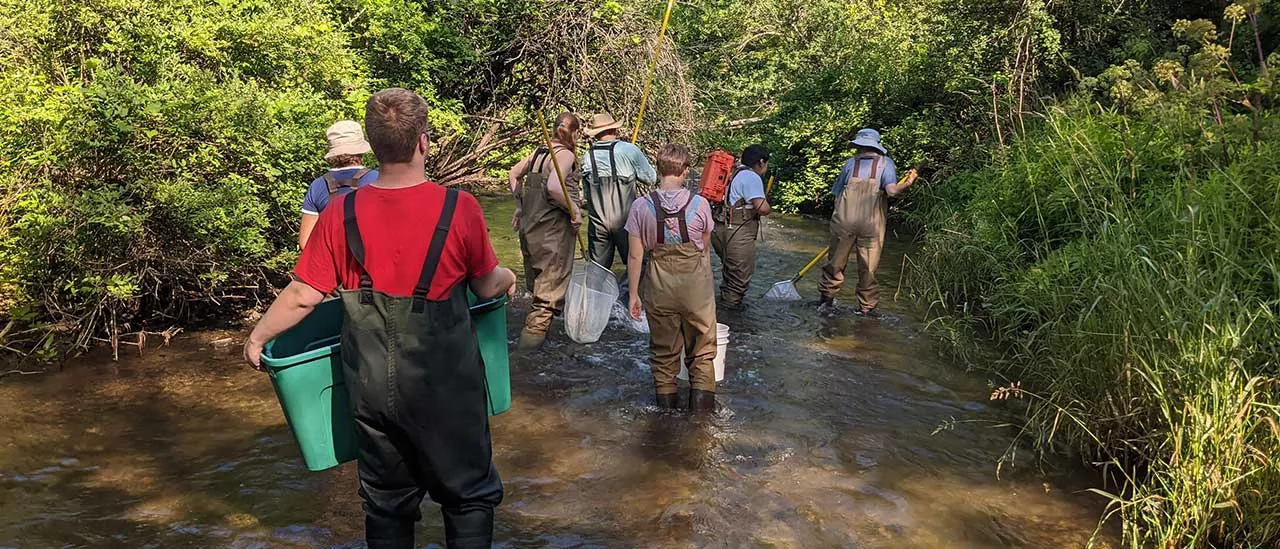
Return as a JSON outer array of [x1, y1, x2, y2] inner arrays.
[[656, 144, 691, 177], [364, 88, 431, 164], [326, 154, 364, 168], [554, 112, 581, 135]]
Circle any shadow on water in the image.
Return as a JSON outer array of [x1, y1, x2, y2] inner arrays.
[[0, 197, 1119, 548]]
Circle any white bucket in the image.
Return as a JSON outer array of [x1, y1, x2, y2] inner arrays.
[[677, 323, 730, 382]]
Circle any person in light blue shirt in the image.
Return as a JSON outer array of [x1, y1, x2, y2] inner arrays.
[[579, 113, 658, 271], [818, 128, 917, 314], [298, 120, 379, 249], [711, 144, 773, 309]]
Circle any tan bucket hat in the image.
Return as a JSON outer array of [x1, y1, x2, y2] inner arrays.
[[584, 113, 623, 138], [324, 120, 372, 159]]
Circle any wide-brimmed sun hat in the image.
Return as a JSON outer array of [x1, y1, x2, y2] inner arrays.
[[850, 128, 887, 155], [584, 113, 624, 138], [324, 120, 372, 159]]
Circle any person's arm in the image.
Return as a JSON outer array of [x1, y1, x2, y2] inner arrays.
[[244, 281, 326, 369], [508, 153, 533, 231], [884, 168, 919, 196], [629, 143, 658, 186], [298, 213, 319, 250], [299, 181, 325, 249], [880, 157, 911, 196], [470, 265, 517, 300], [832, 160, 852, 197], [746, 173, 772, 216], [702, 233, 712, 257], [627, 234, 645, 320], [457, 193, 516, 299]]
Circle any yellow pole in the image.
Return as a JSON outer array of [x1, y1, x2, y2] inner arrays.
[[536, 110, 587, 256], [631, 0, 676, 143], [765, 175, 775, 195]]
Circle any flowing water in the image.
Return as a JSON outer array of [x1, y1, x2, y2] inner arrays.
[[0, 196, 1116, 548]]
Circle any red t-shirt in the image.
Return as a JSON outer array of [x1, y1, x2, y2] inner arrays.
[[294, 182, 499, 300]]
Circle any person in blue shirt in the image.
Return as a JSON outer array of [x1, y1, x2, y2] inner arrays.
[[710, 144, 773, 309], [579, 113, 658, 271], [299, 120, 380, 249], [817, 128, 917, 315]]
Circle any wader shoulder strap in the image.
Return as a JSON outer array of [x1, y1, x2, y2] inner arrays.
[[342, 190, 375, 304], [531, 147, 549, 174], [411, 188, 460, 312], [327, 168, 370, 196], [649, 191, 692, 244], [608, 141, 619, 181]]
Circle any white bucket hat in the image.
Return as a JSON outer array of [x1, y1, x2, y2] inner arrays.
[[324, 120, 372, 159], [850, 128, 887, 155]]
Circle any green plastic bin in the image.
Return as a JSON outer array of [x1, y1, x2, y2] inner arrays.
[[262, 293, 511, 471]]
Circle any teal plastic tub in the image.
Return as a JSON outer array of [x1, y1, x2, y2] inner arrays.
[[262, 293, 511, 471]]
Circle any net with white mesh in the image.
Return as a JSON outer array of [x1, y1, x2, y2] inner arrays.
[[763, 279, 802, 301], [564, 259, 619, 343]]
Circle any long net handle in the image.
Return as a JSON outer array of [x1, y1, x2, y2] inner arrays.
[[631, 0, 676, 143], [536, 110, 588, 257], [795, 246, 830, 281]]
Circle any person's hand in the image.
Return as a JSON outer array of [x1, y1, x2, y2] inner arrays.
[[511, 211, 520, 232], [906, 168, 920, 186], [244, 338, 266, 372], [628, 294, 643, 321], [571, 215, 582, 231]]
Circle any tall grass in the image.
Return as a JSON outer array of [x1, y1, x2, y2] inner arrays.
[[908, 89, 1280, 544]]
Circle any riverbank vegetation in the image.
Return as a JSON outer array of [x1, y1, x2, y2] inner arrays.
[[1, 0, 1277, 545]]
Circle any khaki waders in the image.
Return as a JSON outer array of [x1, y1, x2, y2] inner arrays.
[[711, 167, 760, 309], [584, 141, 637, 269], [340, 189, 503, 549], [517, 147, 577, 338], [641, 192, 718, 398], [819, 152, 887, 311]]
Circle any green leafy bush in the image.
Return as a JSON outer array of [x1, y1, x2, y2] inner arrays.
[[907, 10, 1280, 545], [0, 0, 365, 353]]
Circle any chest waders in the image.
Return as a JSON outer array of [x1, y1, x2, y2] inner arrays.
[[340, 189, 502, 549], [585, 140, 637, 269], [517, 147, 578, 340], [710, 166, 761, 309], [818, 152, 888, 312], [325, 168, 372, 199], [640, 192, 718, 410]]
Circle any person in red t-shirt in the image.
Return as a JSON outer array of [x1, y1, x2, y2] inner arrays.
[[244, 88, 516, 549]]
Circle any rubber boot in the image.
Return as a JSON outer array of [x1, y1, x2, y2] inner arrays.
[[655, 392, 679, 410], [365, 515, 414, 549], [816, 294, 834, 309], [517, 328, 546, 350], [689, 389, 716, 414]]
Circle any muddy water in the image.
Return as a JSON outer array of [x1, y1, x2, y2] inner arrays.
[[0, 196, 1115, 548]]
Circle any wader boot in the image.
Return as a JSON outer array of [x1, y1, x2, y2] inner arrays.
[[711, 166, 760, 309], [584, 141, 637, 269], [517, 146, 577, 349], [340, 189, 503, 549], [640, 192, 718, 406], [818, 152, 887, 313]]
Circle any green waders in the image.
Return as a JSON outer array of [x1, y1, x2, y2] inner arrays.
[[711, 166, 761, 309], [517, 147, 577, 340], [584, 140, 637, 269], [641, 192, 718, 407], [340, 189, 503, 549], [818, 152, 888, 311]]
